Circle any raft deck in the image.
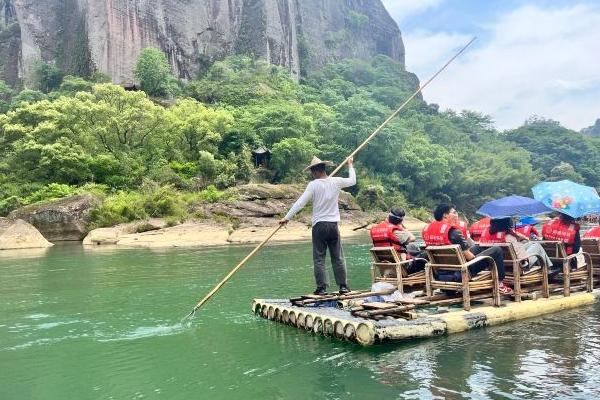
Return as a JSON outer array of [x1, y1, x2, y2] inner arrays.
[[252, 289, 600, 346]]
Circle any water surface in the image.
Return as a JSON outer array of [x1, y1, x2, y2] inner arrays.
[[1, 241, 599, 399]]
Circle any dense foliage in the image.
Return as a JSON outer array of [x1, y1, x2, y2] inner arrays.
[[1, 50, 599, 223]]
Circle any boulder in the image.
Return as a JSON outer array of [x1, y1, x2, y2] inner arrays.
[[83, 218, 168, 246], [9, 194, 102, 242], [0, 218, 54, 250]]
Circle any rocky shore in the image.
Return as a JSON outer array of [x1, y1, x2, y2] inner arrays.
[[1, 184, 427, 250]]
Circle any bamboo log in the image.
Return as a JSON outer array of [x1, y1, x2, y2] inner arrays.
[[313, 317, 323, 334]]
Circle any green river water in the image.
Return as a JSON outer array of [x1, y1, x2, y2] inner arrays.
[[1, 240, 599, 399]]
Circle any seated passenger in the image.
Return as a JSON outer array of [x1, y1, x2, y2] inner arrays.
[[542, 212, 581, 255], [422, 204, 513, 294], [370, 207, 424, 273], [515, 216, 540, 240], [480, 217, 552, 269], [469, 217, 491, 242], [370, 207, 416, 259]]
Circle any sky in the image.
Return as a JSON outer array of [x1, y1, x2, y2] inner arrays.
[[380, 0, 600, 131]]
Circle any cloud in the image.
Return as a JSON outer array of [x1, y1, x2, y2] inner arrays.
[[381, 0, 445, 23], [404, 4, 600, 130]]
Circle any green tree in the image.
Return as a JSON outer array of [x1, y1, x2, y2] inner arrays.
[[135, 47, 175, 97], [165, 99, 233, 160], [34, 62, 65, 93], [270, 138, 317, 182]]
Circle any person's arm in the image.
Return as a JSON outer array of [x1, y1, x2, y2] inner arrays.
[[279, 183, 314, 224], [449, 229, 474, 260], [394, 230, 416, 245], [334, 157, 356, 188]]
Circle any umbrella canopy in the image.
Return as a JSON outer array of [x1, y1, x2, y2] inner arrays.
[[515, 216, 539, 227], [476, 195, 552, 219], [532, 180, 600, 218]]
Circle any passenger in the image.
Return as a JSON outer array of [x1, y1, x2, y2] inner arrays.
[[370, 207, 417, 260], [422, 204, 513, 294], [542, 212, 581, 269], [369, 207, 425, 274], [480, 217, 553, 270], [541, 213, 581, 255], [469, 217, 491, 242], [515, 216, 540, 240]]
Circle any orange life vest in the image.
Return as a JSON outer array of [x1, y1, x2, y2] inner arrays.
[[479, 228, 508, 244], [422, 221, 454, 246], [584, 226, 600, 239], [542, 218, 579, 255], [469, 217, 491, 241], [515, 225, 539, 239]]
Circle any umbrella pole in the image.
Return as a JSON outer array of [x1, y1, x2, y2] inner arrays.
[[184, 38, 477, 319]]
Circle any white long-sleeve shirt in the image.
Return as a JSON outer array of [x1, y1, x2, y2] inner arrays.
[[284, 168, 356, 225]]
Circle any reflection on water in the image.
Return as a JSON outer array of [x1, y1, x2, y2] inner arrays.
[[0, 242, 599, 399]]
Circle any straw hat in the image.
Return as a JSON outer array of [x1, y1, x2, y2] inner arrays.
[[304, 156, 334, 171]]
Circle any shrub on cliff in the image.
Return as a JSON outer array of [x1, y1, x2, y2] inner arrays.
[[135, 47, 177, 97]]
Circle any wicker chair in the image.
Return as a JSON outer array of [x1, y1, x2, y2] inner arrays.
[[478, 243, 549, 302], [581, 238, 600, 284], [539, 241, 593, 296], [425, 245, 501, 311], [370, 247, 426, 295]]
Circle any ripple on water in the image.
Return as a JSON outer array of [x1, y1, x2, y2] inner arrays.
[[96, 323, 186, 342]]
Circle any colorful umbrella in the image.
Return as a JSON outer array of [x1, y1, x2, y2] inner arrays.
[[532, 180, 600, 218], [476, 195, 552, 218]]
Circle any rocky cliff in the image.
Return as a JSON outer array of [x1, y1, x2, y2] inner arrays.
[[0, 0, 404, 86]]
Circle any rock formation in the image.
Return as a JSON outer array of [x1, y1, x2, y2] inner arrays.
[[9, 194, 101, 241], [0, 0, 404, 86], [0, 218, 54, 249]]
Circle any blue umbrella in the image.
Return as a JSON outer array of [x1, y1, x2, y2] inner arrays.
[[532, 180, 600, 218], [516, 216, 540, 227], [476, 195, 552, 219]]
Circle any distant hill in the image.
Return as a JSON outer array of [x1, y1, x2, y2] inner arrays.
[[581, 119, 600, 136]]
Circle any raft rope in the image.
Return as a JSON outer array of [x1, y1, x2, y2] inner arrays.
[[184, 37, 477, 320]]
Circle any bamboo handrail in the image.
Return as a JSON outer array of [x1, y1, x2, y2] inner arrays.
[[184, 38, 477, 318]]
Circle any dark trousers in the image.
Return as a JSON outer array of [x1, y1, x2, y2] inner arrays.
[[312, 221, 347, 288], [470, 245, 507, 281]]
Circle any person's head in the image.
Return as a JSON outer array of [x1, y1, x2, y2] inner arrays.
[[558, 212, 576, 224], [388, 207, 406, 225], [489, 217, 512, 234], [309, 163, 327, 179], [433, 203, 458, 224]]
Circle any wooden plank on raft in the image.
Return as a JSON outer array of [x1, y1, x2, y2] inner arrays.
[[361, 302, 397, 310]]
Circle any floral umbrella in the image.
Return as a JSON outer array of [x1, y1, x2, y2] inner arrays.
[[532, 180, 600, 218]]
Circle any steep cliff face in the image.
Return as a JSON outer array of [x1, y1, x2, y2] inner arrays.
[[0, 0, 404, 86]]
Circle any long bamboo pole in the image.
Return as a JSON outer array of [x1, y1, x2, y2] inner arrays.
[[185, 37, 477, 318]]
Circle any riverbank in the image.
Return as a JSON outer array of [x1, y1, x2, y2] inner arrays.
[[82, 214, 427, 248], [2, 183, 427, 250]]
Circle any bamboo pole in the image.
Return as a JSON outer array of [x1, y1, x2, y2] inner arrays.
[[185, 37, 477, 318]]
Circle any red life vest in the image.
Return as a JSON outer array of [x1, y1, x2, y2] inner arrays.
[[584, 226, 600, 239], [370, 221, 404, 253], [542, 218, 579, 255], [515, 225, 539, 239], [479, 228, 508, 244], [469, 218, 490, 241], [422, 221, 453, 246]]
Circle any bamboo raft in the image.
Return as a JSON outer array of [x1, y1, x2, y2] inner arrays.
[[251, 287, 600, 346]]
